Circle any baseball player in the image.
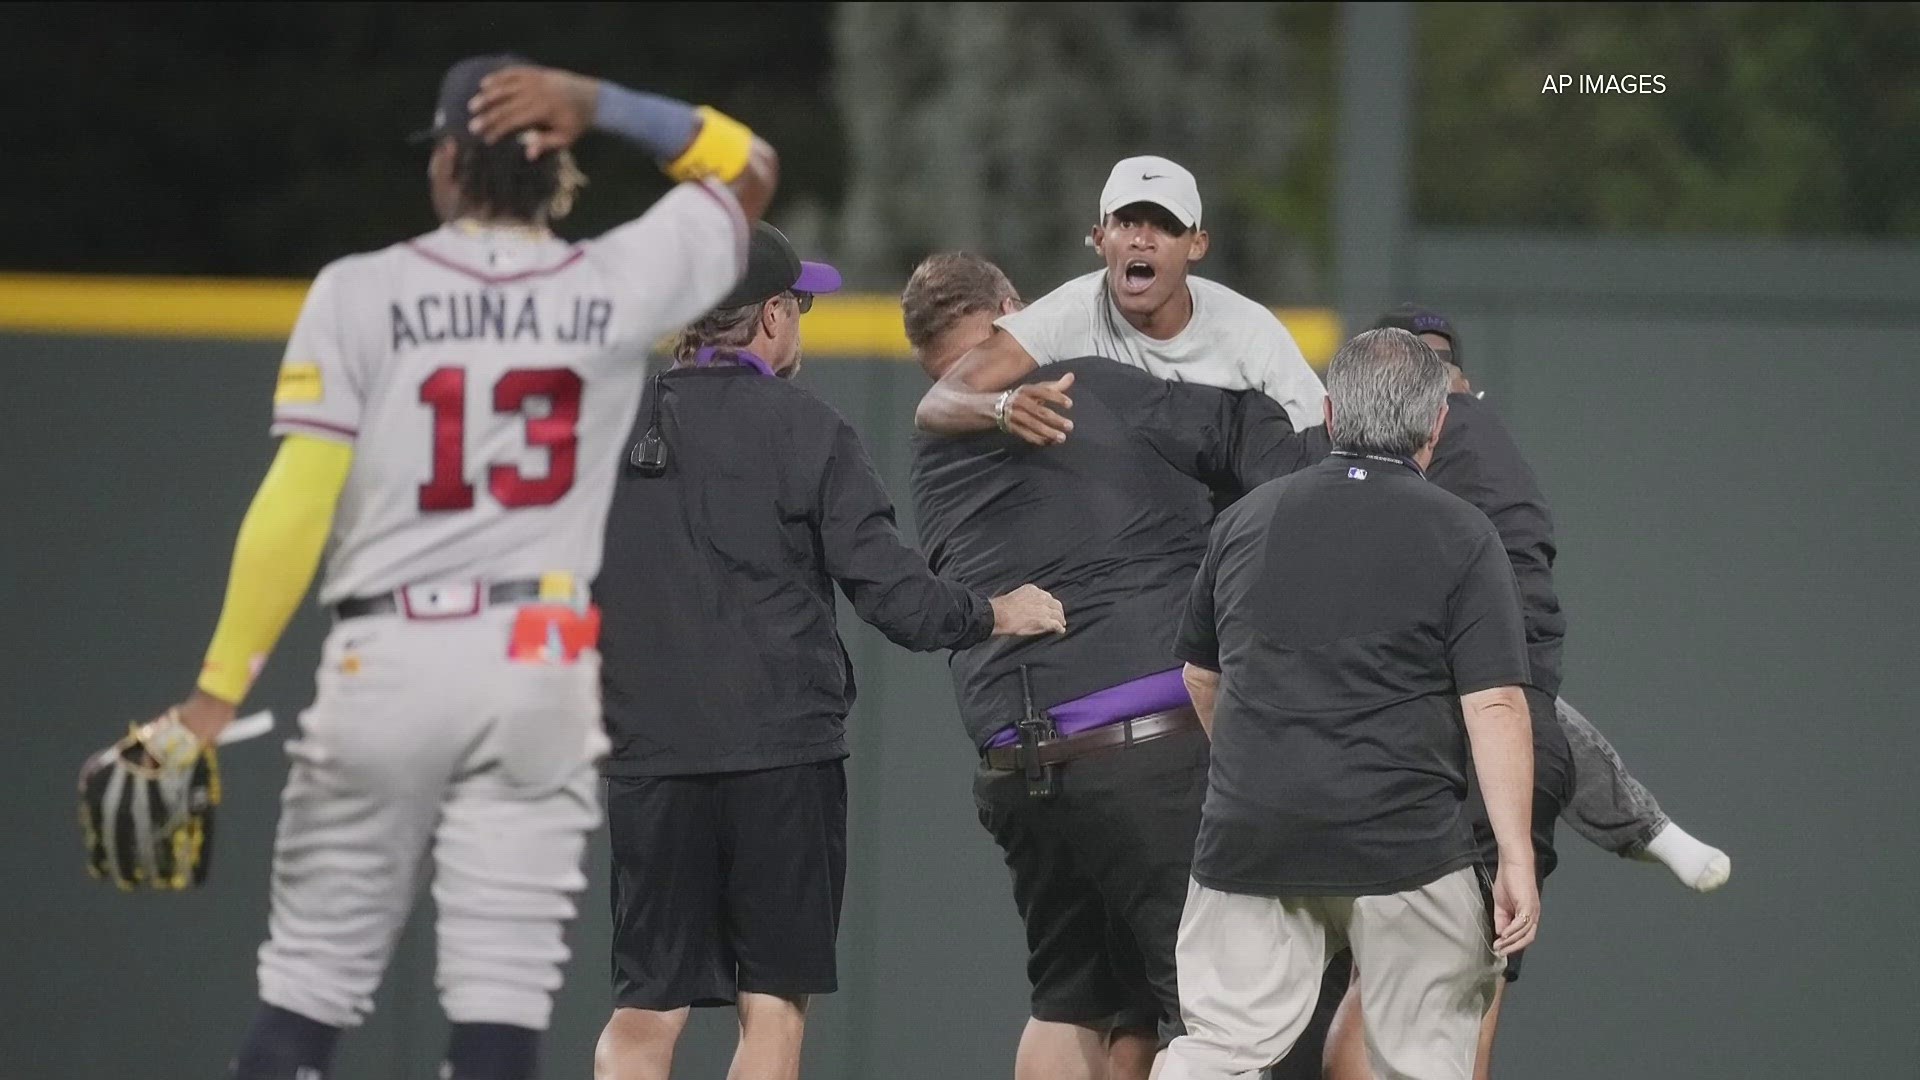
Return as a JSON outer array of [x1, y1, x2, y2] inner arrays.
[[106, 57, 776, 1080]]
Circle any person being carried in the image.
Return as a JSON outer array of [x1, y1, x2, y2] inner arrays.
[[1164, 328, 1539, 1080], [908, 256, 1728, 1080], [1372, 304, 1730, 897], [1314, 306, 1733, 1080], [913, 155, 1325, 445], [903, 252, 1330, 1080]]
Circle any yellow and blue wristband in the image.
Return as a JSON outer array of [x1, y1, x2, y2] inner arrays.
[[591, 84, 754, 184]]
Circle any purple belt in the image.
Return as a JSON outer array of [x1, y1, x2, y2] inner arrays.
[[984, 667, 1190, 749]]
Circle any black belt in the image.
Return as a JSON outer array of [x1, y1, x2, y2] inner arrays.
[[982, 706, 1200, 772], [332, 578, 544, 622]]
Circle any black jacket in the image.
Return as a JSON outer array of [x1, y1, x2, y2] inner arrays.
[[598, 364, 995, 776], [1426, 391, 1566, 695], [910, 357, 1324, 748]]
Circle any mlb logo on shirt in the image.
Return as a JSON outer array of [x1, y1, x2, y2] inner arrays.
[[1347, 467, 1368, 480]]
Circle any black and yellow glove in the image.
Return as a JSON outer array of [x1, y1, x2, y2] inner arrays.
[[78, 710, 220, 891]]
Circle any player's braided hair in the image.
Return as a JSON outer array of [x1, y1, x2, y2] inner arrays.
[[452, 137, 587, 223], [900, 252, 1020, 355]]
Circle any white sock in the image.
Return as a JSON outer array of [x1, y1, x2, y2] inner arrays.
[[1632, 821, 1731, 892]]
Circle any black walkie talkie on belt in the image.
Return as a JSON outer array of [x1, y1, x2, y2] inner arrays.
[[1015, 665, 1059, 799], [631, 371, 668, 477]]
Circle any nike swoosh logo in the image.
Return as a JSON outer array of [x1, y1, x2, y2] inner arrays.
[[1142, 174, 1166, 180]]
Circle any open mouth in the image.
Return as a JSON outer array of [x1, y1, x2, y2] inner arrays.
[[1119, 259, 1157, 295]]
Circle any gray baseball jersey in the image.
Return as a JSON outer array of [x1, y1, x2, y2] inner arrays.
[[271, 180, 748, 604], [249, 180, 748, 1033]]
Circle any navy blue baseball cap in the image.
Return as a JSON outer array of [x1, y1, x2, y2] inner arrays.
[[1374, 303, 1462, 367], [410, 54, 531, 144]]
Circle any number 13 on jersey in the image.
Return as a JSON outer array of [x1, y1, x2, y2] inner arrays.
[[417, 366, 583, 511]]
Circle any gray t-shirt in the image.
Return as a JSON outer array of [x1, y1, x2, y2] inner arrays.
[[995, 269, 1326, 431]]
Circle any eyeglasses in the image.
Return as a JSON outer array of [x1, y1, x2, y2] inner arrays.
[[1432, 347, 1454, 364], [788, 291, 814, 314]]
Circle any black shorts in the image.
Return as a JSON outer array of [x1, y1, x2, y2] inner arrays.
[[606, 759, 847, 1010], [973, 726, 1209, 1047], [1466, 685, 1571, 982]]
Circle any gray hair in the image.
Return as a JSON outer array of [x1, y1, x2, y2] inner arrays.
[[1324, 328, 1451, 458], [673, 300, 766, 362]]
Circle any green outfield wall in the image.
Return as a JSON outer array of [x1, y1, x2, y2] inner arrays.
[[4, 238, 1917, 1076]]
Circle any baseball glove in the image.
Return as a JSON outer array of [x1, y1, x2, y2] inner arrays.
[[78, 710, 220, 890]]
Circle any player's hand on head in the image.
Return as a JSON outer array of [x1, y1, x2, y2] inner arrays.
[[1004, 372, 1075, 447], [468, 66, 600, 159]]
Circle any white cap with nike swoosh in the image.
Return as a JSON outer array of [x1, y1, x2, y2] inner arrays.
[[1098, 155, 1202, 228]]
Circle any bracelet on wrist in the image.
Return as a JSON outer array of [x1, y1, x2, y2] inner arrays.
[[994, 389, 1016, 433]]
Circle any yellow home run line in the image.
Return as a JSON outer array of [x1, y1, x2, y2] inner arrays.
[[0, 273, 1341, 367]]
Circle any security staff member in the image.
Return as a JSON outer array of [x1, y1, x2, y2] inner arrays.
[[1164, 328, 1539, 1080], [1379, 305, 1725, 899], [1312, 308, 1573, 1080], [593, 225, 1065, 1080], [903, 253, 1326, 1080]]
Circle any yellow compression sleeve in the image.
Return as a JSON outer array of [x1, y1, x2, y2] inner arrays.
[[196, 435, 352, 704], [663, 105, 754, 183]]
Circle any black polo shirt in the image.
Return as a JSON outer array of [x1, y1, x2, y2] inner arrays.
[[597, 363, 995, 777], [1175, 451, 1529, 896], [911, 357, 1324, 748]]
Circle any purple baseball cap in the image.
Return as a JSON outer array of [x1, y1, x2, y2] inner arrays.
[[719, 222, 844, 308], [1373, 303, 1462, 368]]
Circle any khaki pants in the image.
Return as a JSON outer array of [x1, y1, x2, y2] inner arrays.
[[1160, 867, 1502, 1080]]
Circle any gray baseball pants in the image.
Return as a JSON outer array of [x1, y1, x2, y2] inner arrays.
[[255, 608, 607, 1030]]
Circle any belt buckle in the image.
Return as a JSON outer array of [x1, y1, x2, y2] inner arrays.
[[399, 580, 483, 620]]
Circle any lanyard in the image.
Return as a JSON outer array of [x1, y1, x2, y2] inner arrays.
[[1328, 448, 1425, 478]]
